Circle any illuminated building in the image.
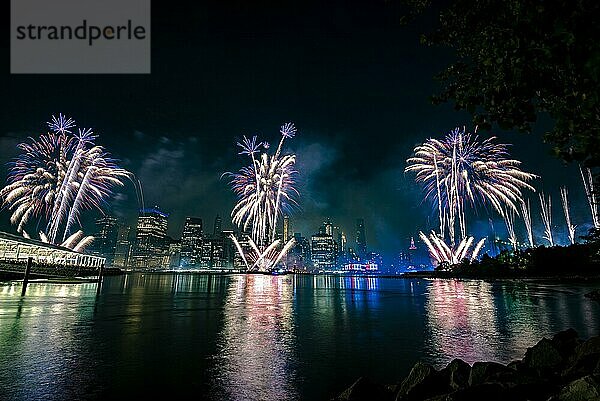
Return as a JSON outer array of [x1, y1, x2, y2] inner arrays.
[[343, 261, 379, 272], [356, 218, 366, 257], [289, 232, 310, 270], [311, 225, 336, 270], [91, 215, 120, 266], [167, 239, 181, 268], [113, 225, 132, 268], [324, 218, 333, 236], [0, 231, 105, 268], [131, 206, 169, 269], [180, 217, 203, 267], [213, 214, 222, 236], [283, 215, 290, 243]]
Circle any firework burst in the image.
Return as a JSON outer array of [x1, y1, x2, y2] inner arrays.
[[225, 123, 299, 271], [406, 127, 536, 244], [0, 114, 131, 251], [407, 126, 536, 265]]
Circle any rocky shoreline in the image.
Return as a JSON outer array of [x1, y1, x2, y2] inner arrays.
[[334, 329, 600, 401]]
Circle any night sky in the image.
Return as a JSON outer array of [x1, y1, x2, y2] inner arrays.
[[0, 0, 588, 261]]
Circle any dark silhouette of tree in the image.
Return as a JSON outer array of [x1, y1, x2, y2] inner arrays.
[[405, 0, 600, 167]]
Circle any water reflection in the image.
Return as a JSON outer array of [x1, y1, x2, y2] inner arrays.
[[425, 280, 500, 366], [210, 275, 298, 401], [0, 282, 100, 400], [424, 279, 600, 368]]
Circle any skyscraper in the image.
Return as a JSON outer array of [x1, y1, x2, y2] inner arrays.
[[213, 214, 222, 236], [289, 232, 311, 271], [180, 217, 203, 267], [113, 225, 132, 268], [92, 215, 120, 266], [356, 218, 366, 257], [283, 215, 290, 242], [324, 218, 333, 236], [131, 206, 169, 269], [311, 226, 336, 270]]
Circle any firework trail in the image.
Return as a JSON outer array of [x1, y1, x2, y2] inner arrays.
[[580, 166, 599, 229], [419, 231, 485, 265], [0, 114, 131, 251], [520, 199, 534, 248], [502, 207, 518, 251], [406, 126, 536, 245], [225, 123, 299, 271], [560, 187, 576, 245], [539, 192, 554, 247]]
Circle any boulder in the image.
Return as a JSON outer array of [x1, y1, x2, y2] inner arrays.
[[468, 361, 515, 387], [438, 359, 471, 391], [334, 376, 394, 401], [441, 383, 508, 401], [522, 338, 563, 374], [505, 381, 559, 400], [563, 336, 600, 379], [557, 375, 600, 401], [551, 329, 581, 359], [396, 361, 449, 400]]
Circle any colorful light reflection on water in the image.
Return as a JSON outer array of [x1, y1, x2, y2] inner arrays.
[[0, 275, 598, 400]]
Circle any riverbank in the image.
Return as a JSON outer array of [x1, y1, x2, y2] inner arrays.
[[334, 329, 600, 401]]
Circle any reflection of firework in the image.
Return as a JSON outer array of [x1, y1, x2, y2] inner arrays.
[[0, 114, 131, 250], [407, 127, 535, 265], [225, 123, 299, 271]]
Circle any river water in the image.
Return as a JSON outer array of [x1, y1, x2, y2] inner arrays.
[[0, 274, 598, 400]]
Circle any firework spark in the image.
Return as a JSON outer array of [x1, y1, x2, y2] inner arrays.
[[226, 123, 299, 271], [520, 199, 534, 248], [0, 114, 131, 251], [419, 231, 485, 265], [539, 192, 554, 247], [580, 166, 599, 229], [560, 187, 576, 245], [502, 207, 518, 251]]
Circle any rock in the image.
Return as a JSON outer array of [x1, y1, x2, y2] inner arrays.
[[442, 383, 508, 401], [563, 336, 600, 379], [557, 375, 600, 401], [334, 376, 393, 401], [522, 338, 563, 374], [552, 329, 581, 359], [442, 359, 471, 391], [573, 336, 600, 360], [468, 361, 514, 386], [396, 362, 449, 400], [505, 381, 559, 400]]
